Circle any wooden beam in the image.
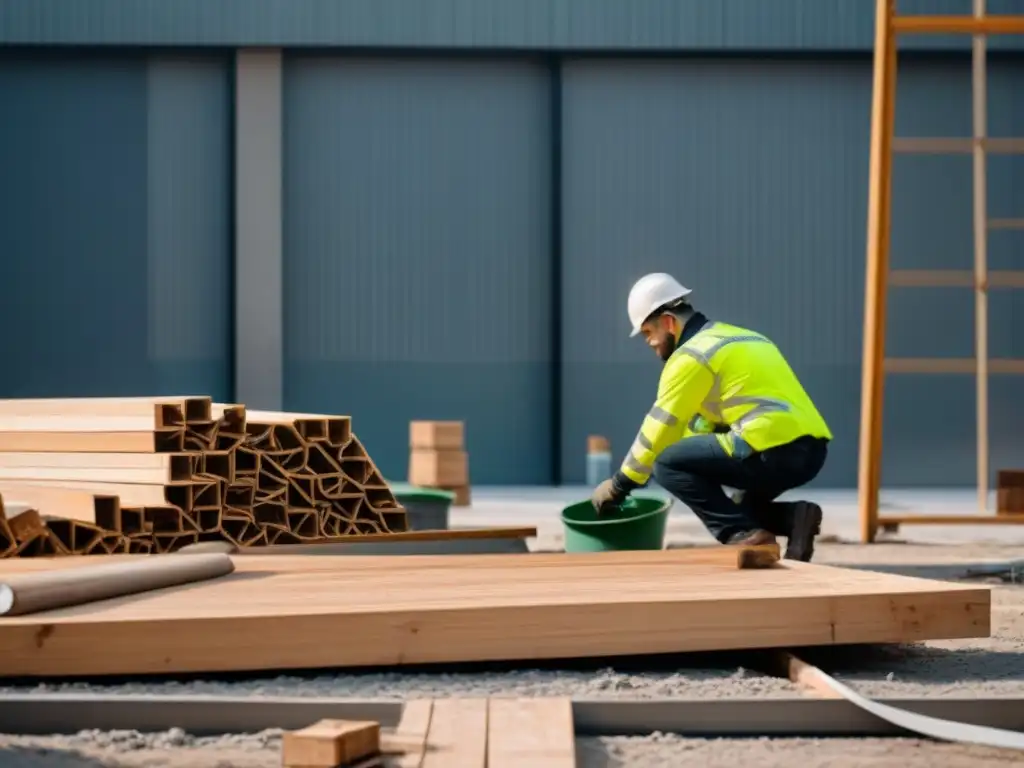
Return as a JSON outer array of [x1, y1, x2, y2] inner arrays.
[[858, 0, 897, 544], [0, 397, 210, 425], [0, 431, 182, 453], [0, 484, 118, 526], [883, 358, 1024, 374], [889, 269, 1024, 288], [0, 453, 195, 484], [893, 15, 1024, 35], [972, 0, 990, 516], [892, 137, 1024, 153], [879, 515, 1024, 525]]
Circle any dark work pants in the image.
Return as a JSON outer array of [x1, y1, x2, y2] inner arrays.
[[651, 435, 828, 544]]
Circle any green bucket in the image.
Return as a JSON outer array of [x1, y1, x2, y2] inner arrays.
[[388, 482, 455, 531], [560, 495, 672, 552]]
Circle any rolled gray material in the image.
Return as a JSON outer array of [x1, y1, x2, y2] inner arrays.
[[0, 553, 235, 617], [176, 541, 239, 555]]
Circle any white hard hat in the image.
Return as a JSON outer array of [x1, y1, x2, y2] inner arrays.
[[627, 272, 692, 337]]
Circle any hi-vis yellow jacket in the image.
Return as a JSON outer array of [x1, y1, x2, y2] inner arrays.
[[619, 321, 832, 487]]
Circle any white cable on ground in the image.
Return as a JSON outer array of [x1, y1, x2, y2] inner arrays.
[[785, 653, 1024, 750]]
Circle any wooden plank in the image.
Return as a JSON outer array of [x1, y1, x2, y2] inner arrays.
[[228, 547, 778, 572], [0, 431, 182, 453], [0, 558, 989, 678], [0, 452, 193, 470], [0, 484, 118, 526], [420, 698, 487, 768], [893, 15, 1024, 35], [988, 218, 1024, 230], [884, 358, 1024, 374], [0, 397, 210, 428], [879, 515, 1024, 525], [487, 698, 576, 768], [0, 454, 194, 485], [0, 480, 191, 509], [892, 137, 1024, 153], [889, 269, 1024, 288], [382, 700, 433, 768], [0, 416, 178, 433]]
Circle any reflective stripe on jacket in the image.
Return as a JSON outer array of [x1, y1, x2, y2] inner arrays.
[[619, 321, 832, 486]]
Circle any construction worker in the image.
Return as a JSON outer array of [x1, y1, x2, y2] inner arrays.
[[589, 272, 832, 561]]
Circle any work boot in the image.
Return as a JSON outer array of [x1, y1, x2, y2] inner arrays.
[[726, 529, 776, 547], [782, 501, 823, 562]]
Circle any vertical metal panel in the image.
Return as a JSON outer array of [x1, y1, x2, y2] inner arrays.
[[0, 52, 231, 400], [235, 49, 284, 409], [560, 57, 1024, 489], [0, 53, 149, 396], [283, 56, 552, 484], [147, 55, 233, 400]]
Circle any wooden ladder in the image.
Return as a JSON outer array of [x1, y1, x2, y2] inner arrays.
[[858, 2, 1024, 542]]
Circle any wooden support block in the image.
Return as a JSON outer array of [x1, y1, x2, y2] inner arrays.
[[449, 485, 471, 507], [420, 698, 487, 768], [409, 450, 468, 487], [997, 470, 1024, 515], [410, 421, 464, 450], [487, 698, 576, 768], [737, 543, 780, 569], [281, 719, 380, 767]]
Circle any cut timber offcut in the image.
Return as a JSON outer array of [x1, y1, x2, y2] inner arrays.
[[0, 554, 989, 678], [282, 719, 380, 767], [0, 397, 408, 557]]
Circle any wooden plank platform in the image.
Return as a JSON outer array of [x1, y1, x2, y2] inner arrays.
[[0, 551, 989, 678]]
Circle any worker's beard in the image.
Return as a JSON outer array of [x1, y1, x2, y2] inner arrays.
[[655, 335, 678, 362]]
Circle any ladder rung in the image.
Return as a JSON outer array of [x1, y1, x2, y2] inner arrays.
[[885, 358, 1024, 375], [989, 219, 1024, 230], [889, 270, 1024, 288], [893, 137, 1024, 154], [893, 15, 1024, 35]]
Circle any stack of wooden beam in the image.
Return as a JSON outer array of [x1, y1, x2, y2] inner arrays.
[[0, 397, 407, 557], [408, 420, 471, 506]]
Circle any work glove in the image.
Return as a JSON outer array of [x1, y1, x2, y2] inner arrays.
[[590, 477, 628, 516]]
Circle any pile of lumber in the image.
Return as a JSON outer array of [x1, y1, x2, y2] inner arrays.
[[0, 397, 407, 557], [408, 420, 471, 506]]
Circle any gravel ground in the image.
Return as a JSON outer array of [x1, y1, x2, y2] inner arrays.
[[1, 540, 1023, 765], [2, 731, 1023, 767]]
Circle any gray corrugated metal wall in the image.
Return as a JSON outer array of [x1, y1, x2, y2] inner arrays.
[[0, 52, 233, 400], [2, 49, 1021, 488], [560, 57, 1024, 488], [281, 56, 553, 484], [3, 0, 1024, 52]]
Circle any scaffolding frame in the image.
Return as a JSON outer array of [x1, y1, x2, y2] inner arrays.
[[858, 2, 1024, 543]]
